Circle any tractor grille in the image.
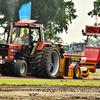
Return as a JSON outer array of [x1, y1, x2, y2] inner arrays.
[[0, 44, 9, 48], [0, 49, 8, 59]]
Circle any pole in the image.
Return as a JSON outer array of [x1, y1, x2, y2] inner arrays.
[[30, 1, 31, 20]]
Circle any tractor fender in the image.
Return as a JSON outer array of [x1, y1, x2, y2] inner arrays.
[[36, 43, 52, 50], [18, 57, 30, 66], [18, 57, 27, 61], [69, 64, 77, 69]]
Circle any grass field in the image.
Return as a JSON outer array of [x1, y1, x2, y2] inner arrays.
[[0, 72, 99, 85], [0, 80, 100, 85], [89, 72, 100, 76]]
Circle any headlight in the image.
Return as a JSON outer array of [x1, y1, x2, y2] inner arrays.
[[10, 49, 15, 52], [5, 56, 8, 59], [0, 56, 2, 59], [10, 49, 17, 52], [25, 23, 28, 26]]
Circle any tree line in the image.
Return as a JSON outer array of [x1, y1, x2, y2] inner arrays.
[[0, 0, 99, 43], [0, 0, 77, 43]]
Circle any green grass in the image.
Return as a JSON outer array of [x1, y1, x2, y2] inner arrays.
[[0, 72, 100, 85], [0, 80, 100, 86], [89, 72, 100, 76]]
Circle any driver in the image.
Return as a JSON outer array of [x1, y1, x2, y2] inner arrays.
[[22, 29, 29, 44]]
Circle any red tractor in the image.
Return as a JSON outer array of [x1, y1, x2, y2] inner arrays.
[[0, 20, 60, 78], [82, 25, 100, 75]]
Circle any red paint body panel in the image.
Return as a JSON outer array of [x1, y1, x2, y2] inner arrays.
[[0, 44, 22, 61], [90, 68, 95, 73], [9, 44, 22, 49], [8, 49, 14, 60], [13, 22, 43, 28], [13, 23, 27, 26], [69, 64, 76, 68], [8, 44, 22, 60], [36, 43, 52, 50], [64, 54, 86, 58], [85, 47, 100, 63]]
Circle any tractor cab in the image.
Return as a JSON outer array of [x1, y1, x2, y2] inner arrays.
[[9, 27, 30, 46], [8, 20, 44, 47], [6, 20, 45, 57]]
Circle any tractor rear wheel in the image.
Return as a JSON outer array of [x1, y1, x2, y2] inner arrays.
[[73, 64, 81, 79], [32, 46, 60, 78], [14, 60, 27, 77]]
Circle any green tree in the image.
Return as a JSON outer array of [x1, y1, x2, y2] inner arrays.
[[88, 0, 100, 17], [0, 0, 77, 43]]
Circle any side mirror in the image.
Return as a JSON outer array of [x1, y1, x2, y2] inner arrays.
[[82, 29, 86, 36], [44, 38, 47, 42], [83, 33, 86, 36]]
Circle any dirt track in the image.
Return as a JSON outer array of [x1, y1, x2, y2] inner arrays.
[[0, 75, 100, 100], [0, 74, 100, 81], [0, 84, 100, 100]]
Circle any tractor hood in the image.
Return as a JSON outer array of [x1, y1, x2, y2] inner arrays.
[[85, 47, 100, 63], [0, 43, 22, 49]]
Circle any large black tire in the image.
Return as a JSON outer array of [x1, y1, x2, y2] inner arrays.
[[0, 67, 7, 76], [14, 60, 27, 77], [73, 64, 81, 79], [32, 46, 61, 78]]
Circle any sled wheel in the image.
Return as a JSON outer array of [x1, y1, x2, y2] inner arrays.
[[73, 64, 81, 79], [14, 59, 27, 77]]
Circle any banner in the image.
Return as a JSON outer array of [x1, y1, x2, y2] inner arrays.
[[19, 2, 31, 37], [19, 2, 31, 20]]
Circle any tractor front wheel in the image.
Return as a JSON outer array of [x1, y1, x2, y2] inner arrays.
[[14, 60, 27, 77]]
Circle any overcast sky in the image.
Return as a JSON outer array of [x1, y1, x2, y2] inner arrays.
[[60, 0, 96, 45]]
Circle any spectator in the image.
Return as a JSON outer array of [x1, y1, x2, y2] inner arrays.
[[56, 44, 65, 58], [65, 50, 68, 54], [69, 50, 73, 55], [74, 51, 77, 54], [63, 50, 69, 55], [78, 51, 81, 55]]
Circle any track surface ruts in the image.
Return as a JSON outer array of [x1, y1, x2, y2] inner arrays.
[[0, 84, 100, 100], [0, 75, 100, 100]]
